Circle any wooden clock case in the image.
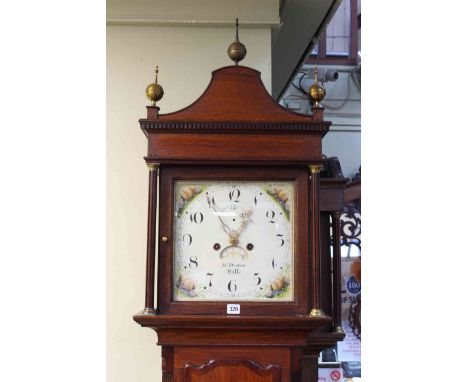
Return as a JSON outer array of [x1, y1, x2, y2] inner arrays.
[[134, 66, 346, 382]]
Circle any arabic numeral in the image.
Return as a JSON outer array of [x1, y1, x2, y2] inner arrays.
[[276, 234, 285, 246], [189, 211, 204, 224], [189, 256, 198, 268], [229, 189, 241, 203], [271, 259, 283, 270], [182, 233, 192, 246], [254, 272, 262, 286], [228, 280, 237, 292], [206, 272, 213, 287], [266, 210, 276, 223]]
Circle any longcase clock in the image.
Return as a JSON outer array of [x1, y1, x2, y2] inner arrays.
[[134, 24, 347, 382]]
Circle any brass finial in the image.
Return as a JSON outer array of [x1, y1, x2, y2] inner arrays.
[[309, 67, 326, 107], [334, 326, 345, 334], [227, 18, 247, 65], [145, 66, 164, 106]]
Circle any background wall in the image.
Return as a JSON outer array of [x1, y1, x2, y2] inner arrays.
[[107, 20, 273, 382]]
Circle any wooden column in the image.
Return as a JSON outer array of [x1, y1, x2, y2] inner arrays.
[[332, 211, 344, 333], [143, 162, 159, 314], [161, 347, 174, 382], [301, 352, 319, 382], [308, 164, 325, 317]]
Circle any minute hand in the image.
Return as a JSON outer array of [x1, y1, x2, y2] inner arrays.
[[206, 194, 236, 238]]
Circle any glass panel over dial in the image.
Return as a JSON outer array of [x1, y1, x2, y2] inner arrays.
[[173, 180, 294, 302]]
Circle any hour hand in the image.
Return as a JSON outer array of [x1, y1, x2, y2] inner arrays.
[[236, 208, 253, 236]]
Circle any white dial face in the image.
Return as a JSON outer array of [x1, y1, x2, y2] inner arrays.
[[173, 181, 294, 302]]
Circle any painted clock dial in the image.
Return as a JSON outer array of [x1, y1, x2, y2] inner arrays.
[[173, 180, 294, 302]]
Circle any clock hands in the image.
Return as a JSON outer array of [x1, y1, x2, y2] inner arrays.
[[206, 193, 253, 247], [206, 194, 236, 240], [233, 209, 253, 244], [206, 194, 242, 259]]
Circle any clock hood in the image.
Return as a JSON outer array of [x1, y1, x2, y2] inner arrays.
[[140, 65, 330, 134]]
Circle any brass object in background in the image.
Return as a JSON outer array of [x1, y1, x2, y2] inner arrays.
[[161, 236, 168, 242], [227, 18, 247, 64], [308, 308, 325, 317], [145, 66, 164, 106], [309, 67, 326, 107]]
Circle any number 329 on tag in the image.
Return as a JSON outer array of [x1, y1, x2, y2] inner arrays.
[[227, 304, 240, 314]]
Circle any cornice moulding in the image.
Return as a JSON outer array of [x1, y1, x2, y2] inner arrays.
[[106, 18, 280, 28]]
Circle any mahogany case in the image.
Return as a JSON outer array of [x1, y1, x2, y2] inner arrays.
[[133, 65, 346, 382]]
